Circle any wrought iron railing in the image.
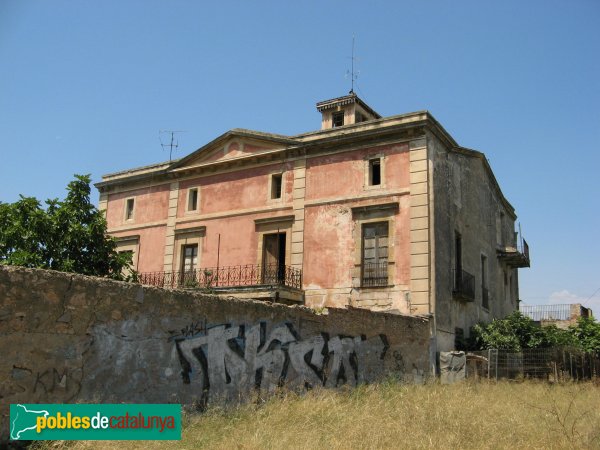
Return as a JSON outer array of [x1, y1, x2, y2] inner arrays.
[[138, 264, 302, 290], [521, 239, 530, 261], [453, 268, 475, 301], [520, 304, 572, 322], [361, 262, 388, 287]]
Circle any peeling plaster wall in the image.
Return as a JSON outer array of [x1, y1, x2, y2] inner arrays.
[[302, 143, 412, 312], [0, 266, 430, 441]]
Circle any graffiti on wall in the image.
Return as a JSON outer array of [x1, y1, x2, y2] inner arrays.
[[171, 321, 388, 403]]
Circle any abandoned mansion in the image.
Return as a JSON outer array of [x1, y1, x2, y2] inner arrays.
[[96, 93, 530, 352]]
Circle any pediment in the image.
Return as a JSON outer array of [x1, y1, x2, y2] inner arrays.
[[169, 130, 296, 171]]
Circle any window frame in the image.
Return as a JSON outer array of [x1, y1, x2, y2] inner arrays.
[[360, 221, 390, 288], [181, 243, 199, 274], [369, 158, 381, 186], [124, 197, 135, 222], [186, 187, 200, 213], [481, 253, 489, 310], [268, 172, 284, 202], [351, 204, 398, 290], [332, 111, 345, 127], [364, 154, 385, 190]]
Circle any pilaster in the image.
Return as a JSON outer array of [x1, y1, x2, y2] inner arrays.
[[290, 159, 306, 271], [163, 182, 180, 272], [409, 138, 430, 314]]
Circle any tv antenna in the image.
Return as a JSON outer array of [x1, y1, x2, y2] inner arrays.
[[159, 130, 186, 161], [346, 35, 359, 94]]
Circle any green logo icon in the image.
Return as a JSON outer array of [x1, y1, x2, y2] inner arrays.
[[10, 404, 181, 440]]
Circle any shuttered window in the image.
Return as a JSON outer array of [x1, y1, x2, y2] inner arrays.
[[362, 222, 388, 287]]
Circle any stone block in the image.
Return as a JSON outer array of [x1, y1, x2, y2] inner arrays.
[[409, 148, 427, 161]]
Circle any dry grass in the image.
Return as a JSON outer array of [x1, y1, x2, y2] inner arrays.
[[32, 380, 600, 450]]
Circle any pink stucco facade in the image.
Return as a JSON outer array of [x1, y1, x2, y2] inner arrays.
[[97, 93, 529, 355], [100, 135, 415, 313]]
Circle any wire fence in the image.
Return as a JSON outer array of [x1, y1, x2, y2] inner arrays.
[[465, 347, 600, 381]]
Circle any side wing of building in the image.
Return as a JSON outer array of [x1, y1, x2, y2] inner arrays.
[[429, 132, 528, 352]]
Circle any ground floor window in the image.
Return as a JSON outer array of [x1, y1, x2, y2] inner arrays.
[[182, 244, 198, 273], [180, 244, 199, 286], [361, 221, 388, 287], [262, 232, 286, 284]]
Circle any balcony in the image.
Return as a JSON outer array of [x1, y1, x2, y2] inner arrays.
[[497, 238, 530, 268], [361, 262, 389, 288], [138, 263, 302, 291], [453, 268, 475, 302]]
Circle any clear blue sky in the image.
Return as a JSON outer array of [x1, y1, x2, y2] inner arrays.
[[1, 1, 598, 309]]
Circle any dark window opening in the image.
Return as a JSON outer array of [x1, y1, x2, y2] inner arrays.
[[369, 158, 381, 186], [271, 174, 282, 199], [455, 327, 466, 351], [332, 111, 344, 127], [452, 231, 475, 301], [481, 255, 488, 309], [455, 232, 462, 287], [188, 188, 198, 211], [262, 233, 286, 284], [125, 198, 135, 220], [361, 222, 389, 287]]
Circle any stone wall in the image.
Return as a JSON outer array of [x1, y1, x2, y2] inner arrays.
[[0, 265, 430, 441], [430, 132, 519, 351]]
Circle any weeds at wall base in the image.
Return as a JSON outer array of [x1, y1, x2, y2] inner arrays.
[[27, 379, 600, 450]]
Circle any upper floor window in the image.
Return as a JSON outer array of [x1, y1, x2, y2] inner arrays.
[[187, 187, 199, 212], [369, 158, 381, 186], [497, 212, 505, 246], [271, 173, 283, 199], [124, 198, 135, 221], [332, 111, 344, 127]]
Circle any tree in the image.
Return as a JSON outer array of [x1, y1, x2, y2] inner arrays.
[[468, 311, 575, 351], [568, 317, 600, 354], [468, 311, 599, 353], [0, 174, 132, 279]]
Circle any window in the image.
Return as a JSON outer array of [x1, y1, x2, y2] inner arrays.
[[262, 232, 286, 284], [453, 231, 475, 301], [355, 112, 364, 123], [187, 188, 199, 211], [481, 254, 488, 309], [332, 111, 344, 127], [369, 158, 381, 186], [181, 244, 198, 273], [361, 222, 388, 287], [454, 231, 462, 287], [125, 198, 135, 221], [115, 235, 139, 271], [497, 212, 505, 246], [117, 250, 135, 277], [271, 173, 282, 199]]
